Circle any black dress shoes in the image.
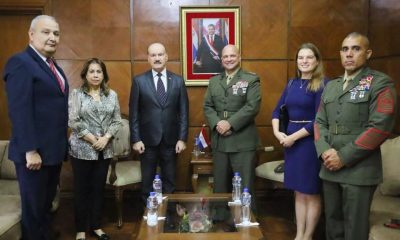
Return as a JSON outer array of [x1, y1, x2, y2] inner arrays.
[[92, 231, 110, 240]]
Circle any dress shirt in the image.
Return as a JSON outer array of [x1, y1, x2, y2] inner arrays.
[[343, 69, 362, 90]]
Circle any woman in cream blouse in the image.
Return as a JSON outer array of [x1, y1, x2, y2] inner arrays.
[[69, 58, 121, 240]]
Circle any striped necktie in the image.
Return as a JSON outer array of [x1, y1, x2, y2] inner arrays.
[[46, 58, 65, 93], [156, 72, 167, 104]]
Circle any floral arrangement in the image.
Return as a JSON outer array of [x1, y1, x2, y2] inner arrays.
[[177, 198, 212, 233]]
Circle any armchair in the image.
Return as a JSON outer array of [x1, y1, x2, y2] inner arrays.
[[106, 119, 142, 228]]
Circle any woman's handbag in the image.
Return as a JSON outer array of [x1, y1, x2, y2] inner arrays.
[[279, 104, 289, 134]]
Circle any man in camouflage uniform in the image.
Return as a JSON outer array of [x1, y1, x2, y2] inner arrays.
[[204, 44, 261, 198], [315, 32, 397, 240]]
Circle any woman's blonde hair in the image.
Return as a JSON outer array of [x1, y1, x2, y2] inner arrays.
[[295, 43, 325, 92]]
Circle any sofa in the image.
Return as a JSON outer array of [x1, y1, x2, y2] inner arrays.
[[369, 136, 400, 240], [0, 140, 21, 240]]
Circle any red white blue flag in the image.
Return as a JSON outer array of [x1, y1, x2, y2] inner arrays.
[[198, 125, 210, 149]]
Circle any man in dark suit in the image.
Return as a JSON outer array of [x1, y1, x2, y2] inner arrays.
[[195, 24, 225, 73], [3, 15, 68, 240], [129, 42, 189, 202]]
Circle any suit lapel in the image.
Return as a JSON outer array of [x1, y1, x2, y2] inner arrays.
[[26, 47, 67, 95], [165, 71, 174, 105], [145, 71, 162, 107]]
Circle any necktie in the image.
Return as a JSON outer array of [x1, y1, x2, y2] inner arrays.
[[343, 78, 351, 90], [210, 35, 214, 46], [226, 75, 232, 85], [46, 58, 65, 93], [156, 72, 167, 104]]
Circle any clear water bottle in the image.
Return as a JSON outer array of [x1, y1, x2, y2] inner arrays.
[[146, 192, 158, 226], [232, 172, 242, 203], [193, 135, 201, 158], [153, 175, 163, 204], [241, 188, 251, 224]]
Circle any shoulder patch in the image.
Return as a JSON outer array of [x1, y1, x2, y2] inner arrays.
[[377, 87, 395, 114]]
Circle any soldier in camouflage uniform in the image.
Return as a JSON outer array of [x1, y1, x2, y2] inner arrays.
[[204, 45, 261, 199], [315, 32, 397, 240]]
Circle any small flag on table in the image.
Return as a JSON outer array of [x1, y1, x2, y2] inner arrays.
[[198, 125, 210, 150]]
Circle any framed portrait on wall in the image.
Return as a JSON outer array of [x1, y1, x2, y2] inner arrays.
[[180, 6, 240, 86]]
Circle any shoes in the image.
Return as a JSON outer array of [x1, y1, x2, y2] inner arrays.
[[384, 218, 400, 229], [92, 231, 111, 240]]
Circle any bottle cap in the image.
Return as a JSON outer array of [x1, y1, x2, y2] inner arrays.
[[149, 192, 156, 196], [234, 172, 240, 176], [155, 175, 160, 179], [243, 188, 249, 192]]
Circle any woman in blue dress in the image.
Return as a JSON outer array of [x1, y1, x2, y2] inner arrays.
[[272, 43, 327, 240]]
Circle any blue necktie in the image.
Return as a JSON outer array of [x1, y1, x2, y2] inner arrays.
[[156, 72, 167, 104]]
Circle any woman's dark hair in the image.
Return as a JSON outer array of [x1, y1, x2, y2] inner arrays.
[[80, 58, 110, 96]]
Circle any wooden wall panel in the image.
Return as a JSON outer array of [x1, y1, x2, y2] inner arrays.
[[0, 14, 36, 140], [241, 0, 288, 59], [290, 0, 369, 59], [369, 0, 400, 57], [241, 61, 288, 125], [54, 0, 130, 60]]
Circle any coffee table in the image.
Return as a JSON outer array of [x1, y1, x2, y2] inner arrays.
[[136, 193, 264, 240]]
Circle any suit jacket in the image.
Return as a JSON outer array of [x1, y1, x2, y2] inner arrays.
[[129, 70, 189, 146], [204, 68, 261, 152], [315, 67, 397, 185], [3, 46, 69, 165]]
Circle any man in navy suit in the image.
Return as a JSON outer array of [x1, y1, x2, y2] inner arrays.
[[3, 15, 68, 240], [129, 43, 189, 201]]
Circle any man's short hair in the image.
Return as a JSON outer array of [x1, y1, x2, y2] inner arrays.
[[30, 15, 57, 31], [344, 32, 370, 49], [208, 24, 215, 29]]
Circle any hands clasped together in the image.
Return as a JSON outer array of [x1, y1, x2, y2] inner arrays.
[[216, 120, 232, 136], [132, 140, 186, 154], [85, 133, 111, 151], [321, 148, 344, 172]]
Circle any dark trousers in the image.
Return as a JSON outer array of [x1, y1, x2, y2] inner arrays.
[[212, 150, 256, 194], [323, 180, 377, 240], [140, 142, 176, 202], [71, 154, 110, 232], [15, 163, 61, 240]]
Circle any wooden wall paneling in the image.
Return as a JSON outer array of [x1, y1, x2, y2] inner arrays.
[[0, 14, 38, 140], [103, 61, 132, 115], [241, 0, 289, 59], [369, 0, 400, 57], [54, 0, 130, 60], [241, 61, 288, 125], [370, 57, 400, 134], [57, 60, 85, 90], [90, 0, 130, 60], [53, 0, 92, 59], [187, 87, 208, 126], [132, 0, 209, 61], [290, 0, 369, 60]]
